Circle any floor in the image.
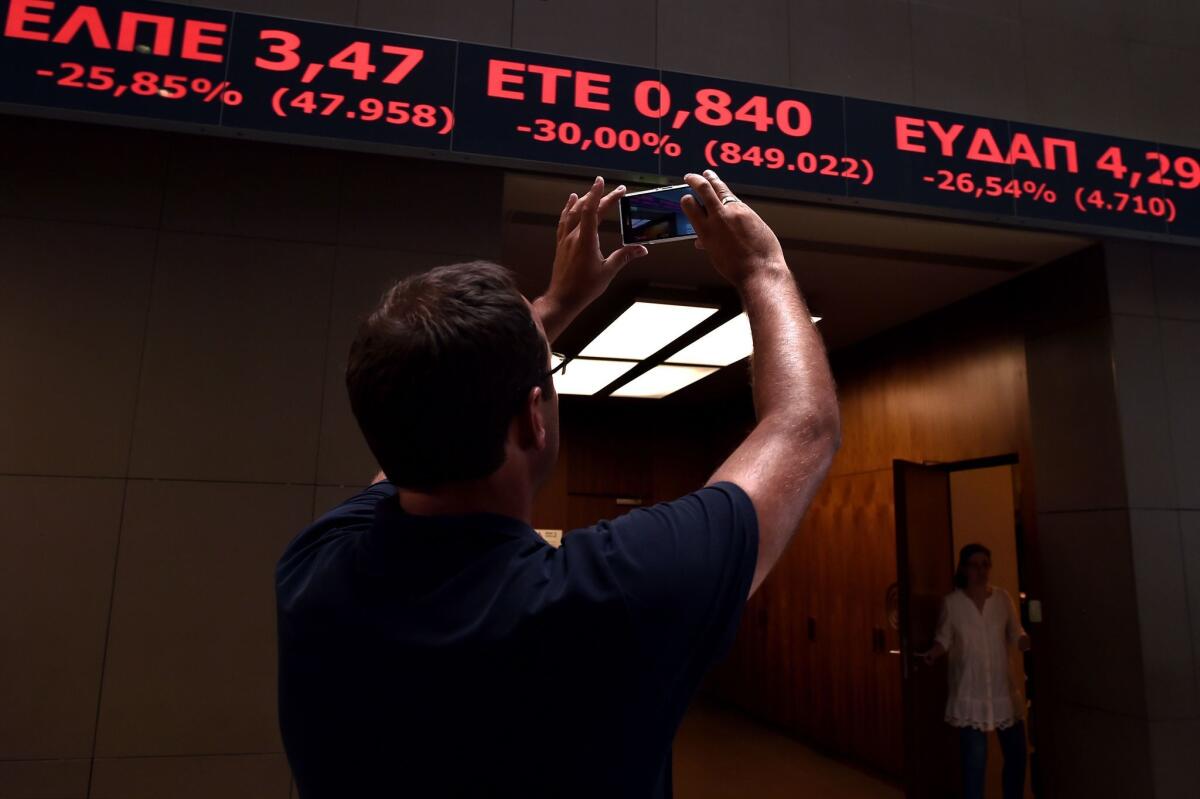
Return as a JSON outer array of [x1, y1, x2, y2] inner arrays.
[[673, 700, 904, 799]]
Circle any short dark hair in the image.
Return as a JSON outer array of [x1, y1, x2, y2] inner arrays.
[[346, 261, 550, 490], [953, 543, 992, 589]]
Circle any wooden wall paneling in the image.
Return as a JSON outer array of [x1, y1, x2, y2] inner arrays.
[[709, 277, 1034, 778], [845, 471, 879, 766], [649, 408, 715, 505], [757, 589, 777, 723], [805, 481, 838, 749], [813, 473, 850, 757], [781, 498, 816, 739], [564, 494, 638, 532], [796, 501, 820, 740], [871, 472, 905, 775], [763, 573, 793, 726], [563, 401, 653, 497], [796, 484, 827, 744], [554, 276, 1037, 781], [853, 469, 904, 774], [531, 425, 569, 531], [777, 528, 806, 735], [829, 291, 1029, 477], [751, 588, 776, 720], [779, 570, 802, 732], [829, 476, 857, 756]]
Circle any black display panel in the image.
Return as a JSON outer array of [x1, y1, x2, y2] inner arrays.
[[221, 14, 456, 149], [3, 0, 1198, 244], [0, 0, 231, 124], [452, 43, 662, 174], [1008, 122, 1170, 236], [844, 100, 1016, 217], [658, 70, 848, 197]]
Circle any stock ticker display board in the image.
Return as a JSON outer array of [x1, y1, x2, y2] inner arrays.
[[3, 0, 1199, 243]]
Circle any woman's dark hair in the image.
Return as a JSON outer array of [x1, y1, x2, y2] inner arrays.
[[345, 260, 550, 491], [953, 543, 992, 589]]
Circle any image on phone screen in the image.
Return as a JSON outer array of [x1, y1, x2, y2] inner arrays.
[[619, 185, 700, 245]]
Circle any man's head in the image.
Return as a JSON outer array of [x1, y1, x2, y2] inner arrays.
[[346, 261, 559, 493]]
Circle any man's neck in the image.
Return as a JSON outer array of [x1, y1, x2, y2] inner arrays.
[[397, 472, 533, 525]]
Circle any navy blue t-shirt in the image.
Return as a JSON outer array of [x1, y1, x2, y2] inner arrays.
[[276, 481, 758, 798]]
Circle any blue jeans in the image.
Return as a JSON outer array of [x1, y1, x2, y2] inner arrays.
[[959, 721, 1026, 799]]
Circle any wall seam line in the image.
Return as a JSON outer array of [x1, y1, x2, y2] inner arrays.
[[83, 126, 172, 799]]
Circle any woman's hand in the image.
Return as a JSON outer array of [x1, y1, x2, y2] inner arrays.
[[917, 643, 946, 665]]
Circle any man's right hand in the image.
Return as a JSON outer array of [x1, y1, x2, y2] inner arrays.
[[680, 170, 786, 286]]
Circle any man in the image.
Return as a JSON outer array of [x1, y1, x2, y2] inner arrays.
[[276, 170, 840, 797]]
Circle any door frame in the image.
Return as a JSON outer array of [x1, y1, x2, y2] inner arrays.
[[894, 453, 1027, 798]]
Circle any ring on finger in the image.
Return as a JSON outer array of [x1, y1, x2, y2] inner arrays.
[[721, 195, 741, 205]]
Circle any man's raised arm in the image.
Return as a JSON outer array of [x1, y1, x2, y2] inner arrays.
[[681, 170, 841, 596]]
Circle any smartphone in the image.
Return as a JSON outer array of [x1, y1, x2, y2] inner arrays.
[[618, 184, 703, 246]]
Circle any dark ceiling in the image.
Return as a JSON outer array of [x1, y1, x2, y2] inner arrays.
[[501, 171, 1092, 404]]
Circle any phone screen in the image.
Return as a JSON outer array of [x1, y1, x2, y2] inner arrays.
[[620, 185, 700, 245]]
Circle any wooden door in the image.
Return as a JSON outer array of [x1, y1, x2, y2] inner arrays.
[[894, 460, 957, 799]]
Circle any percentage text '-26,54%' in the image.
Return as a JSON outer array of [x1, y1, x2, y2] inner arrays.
[[925, 171, 1057, 202]]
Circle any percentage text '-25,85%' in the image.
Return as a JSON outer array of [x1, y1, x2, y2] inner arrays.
[[38, 61, 243, 103]]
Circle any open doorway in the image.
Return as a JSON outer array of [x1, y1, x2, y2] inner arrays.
[[895, 456, 1037, 799]]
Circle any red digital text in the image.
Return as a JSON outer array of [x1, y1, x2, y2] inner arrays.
[[4, 0, 227, 63], [486, 58, 816, 140], [895, 116, 1079, 173], [487, 59, 611, 110]]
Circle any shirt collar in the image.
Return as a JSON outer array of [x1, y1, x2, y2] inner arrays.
[[369, 493, 539, 542]]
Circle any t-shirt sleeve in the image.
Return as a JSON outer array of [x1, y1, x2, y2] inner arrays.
[[277, 481, 396, 575], [562, 481, 759, 689], [316, 480, 396, 526]]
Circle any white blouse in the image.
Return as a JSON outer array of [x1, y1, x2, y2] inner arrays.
[[934, 587, 1027, 731]]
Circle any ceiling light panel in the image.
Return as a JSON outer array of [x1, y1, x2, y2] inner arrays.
[[665, 313, 823, 367], [553, 357, 638, 396], [610, 364, 718, 399], [579, 301, 718, 360], [666, 312, 752, 366]]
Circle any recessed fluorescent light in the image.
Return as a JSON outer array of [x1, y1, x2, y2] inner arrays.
[[579, 301, 718, 360], [667, 312, 753, 366], [666, 313, 823, 366], [610, 364, 719, 399], [552, 357, 638, 396]]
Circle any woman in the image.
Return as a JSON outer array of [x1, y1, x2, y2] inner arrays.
[[919, 543, 1032, 799]]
